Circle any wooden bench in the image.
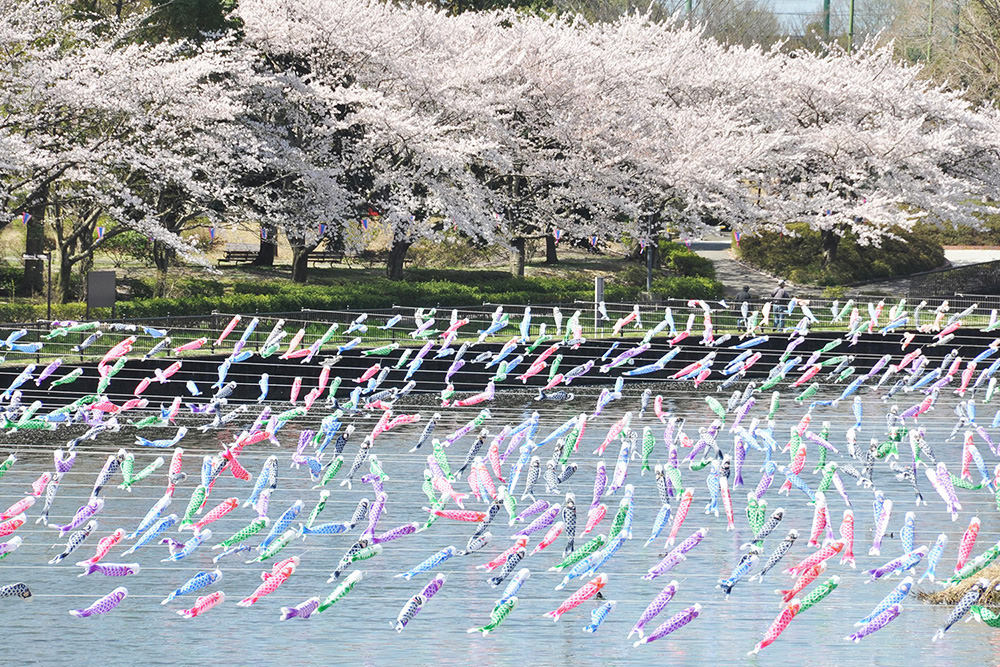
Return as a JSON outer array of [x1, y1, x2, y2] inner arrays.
[[217, 249, 258, 266], [308, 250, 344, 266], [350, 249, 389, 269], [217, 246, 343, 267]]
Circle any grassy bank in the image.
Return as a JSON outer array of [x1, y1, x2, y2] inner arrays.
[[735, 223, 946, 286], [0, 255, 723, 323]]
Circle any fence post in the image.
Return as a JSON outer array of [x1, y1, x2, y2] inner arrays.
[[594, 277, 605, 338]]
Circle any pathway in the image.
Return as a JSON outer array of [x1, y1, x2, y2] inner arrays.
[[943, 246, 1000, 266], [688, 234, 819, 299], [690, 235, 1000, 298]]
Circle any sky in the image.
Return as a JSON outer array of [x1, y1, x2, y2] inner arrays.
[[768, 0, 852, 33], [768, 0, 823, 26], [769, 0, 822, 12]]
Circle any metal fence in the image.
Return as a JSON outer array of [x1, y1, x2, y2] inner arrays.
[[2, 291, 999, 369]]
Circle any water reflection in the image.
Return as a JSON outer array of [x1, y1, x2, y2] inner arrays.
[[0, 388, 996, 665]]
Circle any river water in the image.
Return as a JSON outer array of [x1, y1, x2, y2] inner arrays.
[[1, 387, 998, 666]]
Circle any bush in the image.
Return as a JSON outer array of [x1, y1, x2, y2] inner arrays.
[[618, 265, 649, 287], [657, 239, 716, 278], [619, 242, 718, 288], [232, 280, 284, 295], [667, 253, 715, 279], [736, 223, 945, 286], [0, 302, 37, 323], [914, 210, 1000, 246], [98, 230, 154, 267], [407, 234, 495, 268], [651, 276, 724, 300], [0, 302, 108, 323], [0, 264, 23, 298], [113, 274, 705, 318], [173, 277, 226, 298], [118, 277, 155, 300]]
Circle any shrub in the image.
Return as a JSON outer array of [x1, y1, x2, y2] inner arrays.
[[0, 302, 108, 323], [914, 210, 1000, 246], [173, 277, 225, 298], [667, 253, 715, 279], [657, 239, 716, 278], [232, 280, 284, 295], [619, 244, 717, 288], [736, 223, 945, 286], [0, 264, 23, 298], [406, 234, 495, 268], [118, 277, 155, 300], [651, 276, 724, 300], [98, 230, 154, 267], [0, 303, 37, 323], [618, 265, 648, 287]]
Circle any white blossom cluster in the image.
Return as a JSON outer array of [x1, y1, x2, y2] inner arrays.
[[2, 0, 999, 266]]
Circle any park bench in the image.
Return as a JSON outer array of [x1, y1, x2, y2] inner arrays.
[[347, 249, 389, 269], [307, 250, 344, 266], [217, 244, 343, 267], [217, 244, 259, 266]]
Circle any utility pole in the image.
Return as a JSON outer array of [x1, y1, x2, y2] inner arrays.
[[686, 0, 692, 20], [823, 0, 831, 41], [927, 0, 936, 61], [646, 244, 653, 293], [848, 0, 856, 52]]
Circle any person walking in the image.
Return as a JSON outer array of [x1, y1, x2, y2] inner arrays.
[[736, 286, 752, 329], [771, 280, 789, 331]]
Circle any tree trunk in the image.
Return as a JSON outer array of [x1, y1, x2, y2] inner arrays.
[[151, 240, 174, 297], [509, 237, 526, 278], [387, 238, 411, 280], [820, 228, 840, 266], [252, 223, 277, 266], [291, 245, 310, 283], [545, 234, 558, 264], [57, 237, 76, 304], [78, 251, 94, 301], [18, 183, 48, 296]]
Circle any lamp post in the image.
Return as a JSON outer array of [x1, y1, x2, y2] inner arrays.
[[22, 252, 51, 320], [646, 241, 653, 293]]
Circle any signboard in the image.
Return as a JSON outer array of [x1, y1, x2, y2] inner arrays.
[[87, 271, 116, 314]]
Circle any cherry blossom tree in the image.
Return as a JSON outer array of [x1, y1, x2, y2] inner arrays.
[[232, 2, 1000, 279], [6, 0, 1000, 297], [742, 42, 1000, 264], [235, 0, 510, 281], [0, 1, 253, 298]]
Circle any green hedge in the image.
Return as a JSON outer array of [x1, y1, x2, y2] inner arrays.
[[913, 211, 1000, 246], [0, 301, 109, 324], [658, 240, 717, 279], [736, 223, 946, 286], [0, 269, 723, 323], [115, 274, 721, 318], [618, 239, 720, 296], [0, 265, 23, 298], [652, 276, 724, 300]]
